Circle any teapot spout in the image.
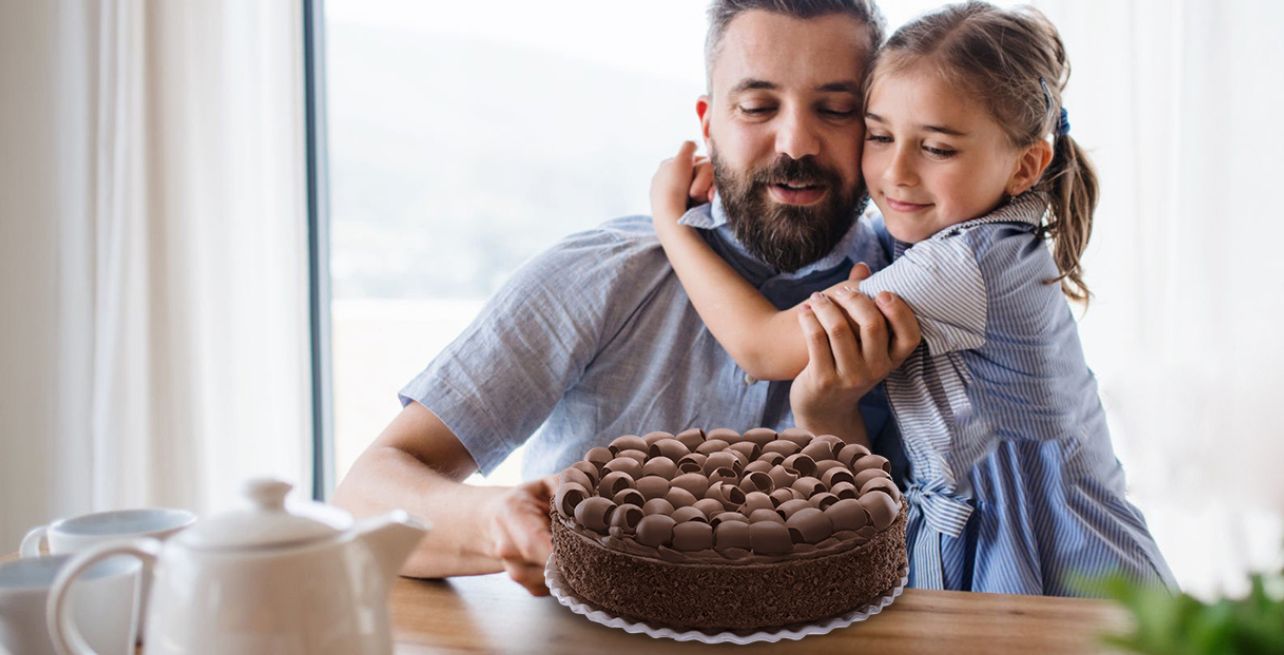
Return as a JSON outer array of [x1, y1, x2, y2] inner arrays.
[[354, 510, 429, 585]]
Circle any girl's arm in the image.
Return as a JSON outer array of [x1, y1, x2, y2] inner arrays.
[[651, 142, 815, 380]]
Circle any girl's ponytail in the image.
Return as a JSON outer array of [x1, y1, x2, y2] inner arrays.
[[1042, 132, 1099, 303]]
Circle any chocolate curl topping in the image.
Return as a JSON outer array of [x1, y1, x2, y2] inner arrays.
[[642, 498, 675, 516], [585, 446, 614, 467], [714, 520, 752, 552], [675, 453, 707, 474], [786, 507, 833, 544], [610, 504, 643, 533], [836, 443, 871, 467], [675, 427, 707, 450], [635, 475, 671, 501], [749, 521, 793, 555], [852, 454, 891, 474], [596, 470, 635, 498], [670, 472, 710, 498], [560, 466, 593, 490], [555, 482, 589, 518], [635, 514, 676, 547], [829, 481, 859, 500], [858, 492, 899, 530], [603, 456, 643, 480], [570, 460, 600, 485], [853, 467, 892, 490], [800, 439, 836, 462], [649, 438, 690, 462], [691, 497, 724, 518], [695, 439, 731, 455], [672, 521, 715, 551], [641, 456, 677, 480], [612, 487, 645, 508], [776, 427, 815, 447], [609, 434, 647, 454], [741, 491, 775, 514], [824, 498, 870, 532], [641, 430, 675, 446], [762, 439, 801, 457], [821, 466, 856, 489], [740, 427, 778, 447], [782, 453, 817, 478], [671, 505, 708, 524], [575, 496, 616, 534]]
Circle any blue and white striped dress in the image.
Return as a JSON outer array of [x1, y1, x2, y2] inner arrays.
[[859, 192, 1177, 595]]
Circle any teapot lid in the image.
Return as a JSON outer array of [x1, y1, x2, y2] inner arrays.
[[178, 479, 337, 549]]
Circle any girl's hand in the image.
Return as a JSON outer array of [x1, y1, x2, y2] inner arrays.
[[651, 141, 705, 235], [789, 265, 921, 443]]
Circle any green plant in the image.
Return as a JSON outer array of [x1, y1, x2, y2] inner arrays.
[[1092, 568, 1284, 655]]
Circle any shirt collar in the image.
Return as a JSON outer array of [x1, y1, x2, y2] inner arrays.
[[677, 194, 862, 281]]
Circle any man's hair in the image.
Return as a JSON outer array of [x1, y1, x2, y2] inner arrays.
[[704, 0, 887, 88]]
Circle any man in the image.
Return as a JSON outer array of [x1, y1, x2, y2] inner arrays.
[[334, 0, 919, 596]]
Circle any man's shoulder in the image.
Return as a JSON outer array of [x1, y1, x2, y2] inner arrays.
[[526, 214, 665, 277]]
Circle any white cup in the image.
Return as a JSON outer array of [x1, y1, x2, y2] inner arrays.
[[0, 555, 139, 655], [19, 508, 196, 643], [20, 508, 196, 557]]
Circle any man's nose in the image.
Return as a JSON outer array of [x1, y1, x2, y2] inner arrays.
[[774, 106, 821, 160]]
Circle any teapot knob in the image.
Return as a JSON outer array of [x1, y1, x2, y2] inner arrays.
[[244, 478, 292, 511]]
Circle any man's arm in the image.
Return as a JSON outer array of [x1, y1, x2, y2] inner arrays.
[[333, 401, 557, 596]]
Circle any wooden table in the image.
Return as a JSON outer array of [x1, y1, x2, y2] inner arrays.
[[388, 573, 1131, 654]]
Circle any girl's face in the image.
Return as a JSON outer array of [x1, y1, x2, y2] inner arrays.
[[862, 62, 1043, 243]]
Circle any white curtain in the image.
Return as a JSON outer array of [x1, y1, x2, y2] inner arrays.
[[0, 0, 311, 548], [1033, 0, 1284, 596]]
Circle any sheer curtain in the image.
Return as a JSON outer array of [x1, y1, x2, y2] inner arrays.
[[0, 0, 311, 548], [1034, 0, 1284, 596]]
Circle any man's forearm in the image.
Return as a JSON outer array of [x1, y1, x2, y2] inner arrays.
[[334, 444, 506, 578]]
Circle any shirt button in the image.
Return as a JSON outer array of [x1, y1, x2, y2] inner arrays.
[[743, 372, 756, 385]]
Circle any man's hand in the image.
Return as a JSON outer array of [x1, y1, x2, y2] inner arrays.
[[789, 264, 921, 442], [483, 475, 558, 596]]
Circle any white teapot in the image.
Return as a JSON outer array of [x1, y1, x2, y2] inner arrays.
[[45, 479, 428, 655]]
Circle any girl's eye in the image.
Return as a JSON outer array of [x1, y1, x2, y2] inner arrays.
[[924, 145, 957, 158], [866, 134, 892, 143]]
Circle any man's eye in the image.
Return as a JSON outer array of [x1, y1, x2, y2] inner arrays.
[[739, 105, 774, 115], [821, 108, 857, 118]]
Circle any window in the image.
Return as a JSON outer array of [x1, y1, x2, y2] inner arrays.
[[320, 0, 986, 488]]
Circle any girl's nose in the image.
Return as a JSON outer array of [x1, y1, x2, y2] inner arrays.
[[884, 145, 918, 187]]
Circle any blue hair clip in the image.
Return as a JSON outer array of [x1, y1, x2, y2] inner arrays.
[[1057, 107, 1071, 137]]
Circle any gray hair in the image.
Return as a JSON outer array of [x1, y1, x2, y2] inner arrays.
[[704, 0, 887, 89]]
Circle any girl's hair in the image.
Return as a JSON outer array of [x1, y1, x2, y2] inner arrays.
[[870, 2, 1098, 302]]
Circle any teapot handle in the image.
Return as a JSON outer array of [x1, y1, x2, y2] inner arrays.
[[46, 539, 160, 655]]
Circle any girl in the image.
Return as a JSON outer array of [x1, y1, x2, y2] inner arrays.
[[650, 2, 1175, 596]]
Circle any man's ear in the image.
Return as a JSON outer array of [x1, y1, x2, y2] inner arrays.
[[697, 95, 712, 148], [1006, 139, 1054, 196]]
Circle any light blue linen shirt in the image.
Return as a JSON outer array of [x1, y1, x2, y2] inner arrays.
[[399, 199, 899, 481]]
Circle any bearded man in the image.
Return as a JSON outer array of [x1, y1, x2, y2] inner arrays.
[[335, 0, 920, 595]]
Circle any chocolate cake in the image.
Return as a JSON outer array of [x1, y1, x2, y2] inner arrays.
[[549, 427, 907, 632]]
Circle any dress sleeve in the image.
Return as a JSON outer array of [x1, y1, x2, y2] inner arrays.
[[857, 233, 987, 356], [398, 229, 629, 475]]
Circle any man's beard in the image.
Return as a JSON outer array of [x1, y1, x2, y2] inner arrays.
[[712, 150, 867, 273]]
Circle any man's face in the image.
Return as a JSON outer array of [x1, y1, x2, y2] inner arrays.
[[700, 11, 871, 272]]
